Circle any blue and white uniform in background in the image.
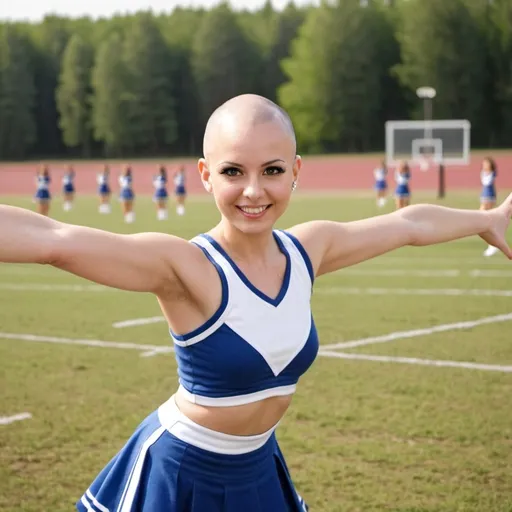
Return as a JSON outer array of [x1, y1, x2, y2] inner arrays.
[[97, 173, 111, 197], [153, 173, 168, 202], [480, 169, 497, 203], [394, 169, 411, 198], [119, 174, 134, 202], [174, 172, 186, 196], [34, 174, 51, 202], [76, 230, 317, 512], [62, 171, 75, 195], [373, 166, 387, 192]]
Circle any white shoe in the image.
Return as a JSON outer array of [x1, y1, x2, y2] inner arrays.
[[377, 197, 386, 208], [124, 212, 135, 223], [157, 209, 168, 220], [99, 204, 111, 214], [483, 245, 499, 257], [63, 202, 72, 211], [176, 205, 185, 216]]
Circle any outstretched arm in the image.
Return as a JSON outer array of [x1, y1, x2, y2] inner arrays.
[[0, 205, 189, 294], [291, 193, 512, 277]]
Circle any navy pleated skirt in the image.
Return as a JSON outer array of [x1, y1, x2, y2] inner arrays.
[[76, 396, 308, 512], [119, 189, 134, 201], [153, 188, 169, 201], [34, 189, 51, 201], [98, 184, 111, 196]]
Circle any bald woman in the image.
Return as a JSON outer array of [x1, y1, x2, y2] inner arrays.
[[1, 94, 511, 511]]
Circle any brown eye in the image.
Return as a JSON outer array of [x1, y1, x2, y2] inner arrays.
[[220, 167, 241, 177], [264, 166, 285, 176]]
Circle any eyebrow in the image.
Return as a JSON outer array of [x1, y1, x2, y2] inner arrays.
[[220, 159, 285, 168]]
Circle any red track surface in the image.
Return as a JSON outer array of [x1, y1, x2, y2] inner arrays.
[[1, 153, 511, 195]]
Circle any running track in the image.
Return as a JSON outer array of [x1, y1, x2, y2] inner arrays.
[[1, 153, 511, 195]]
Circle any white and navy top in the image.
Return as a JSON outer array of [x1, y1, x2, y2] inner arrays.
[[171, 230, 319, 407], [153, 174, 167, 190], [36, 174, 50, 190], [119, 175, 132, 189], [480, 170, 497, 200], [394, 170, 411, 196], [174, 173, 185, 187], [373, 167, 387, 182], [97, 173, 109, 186], [62, 171, 75, 192]]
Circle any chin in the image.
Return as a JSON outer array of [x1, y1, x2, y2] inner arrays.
[[232, 218, 274, 235]]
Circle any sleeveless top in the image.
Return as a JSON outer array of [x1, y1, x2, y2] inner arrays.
[[395, 170, 410, 186], [480, 170, 496, 187], [171, 230, 319, 407], [36, 175, 50, 190], [374, 167, 387, 181], [174, 173, 185, 187], [153, 175, 167, 190], [119, 175, 132, 189]]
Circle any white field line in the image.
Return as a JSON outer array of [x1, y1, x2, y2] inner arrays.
[[1, 267, 511, 294], [316, 287, 512, 297], [362, 257, 511, 266], [322, 312, 512, 351], [111, 288, 512, 331], [2, 328, 512, 371], [0, 283, 112, 292], [318, 351, 512, 373], [338, 269, 460, 277], [469, 269, 512, 277], [0, 412, 32, 425], [0, 332, 173, 357], [337, 269, 512, 278], [113, 316, 166, 328]]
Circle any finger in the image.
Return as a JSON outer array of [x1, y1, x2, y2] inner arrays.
[[499, 242, 512, 260]]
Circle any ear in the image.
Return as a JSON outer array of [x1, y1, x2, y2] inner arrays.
[[198, 158, 213, 193], [293, 155, 302, 184]]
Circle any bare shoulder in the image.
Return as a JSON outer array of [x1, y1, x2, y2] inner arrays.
[[287, 210, 413, 277], [285, 220, 332, 277]]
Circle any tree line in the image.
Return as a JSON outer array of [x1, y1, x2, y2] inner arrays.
[[0, 0, 511, 161]]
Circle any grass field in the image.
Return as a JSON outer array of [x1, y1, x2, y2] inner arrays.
[[1, 192, 512, 512]]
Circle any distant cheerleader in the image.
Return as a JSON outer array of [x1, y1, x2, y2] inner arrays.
[[480, 157, 499, 257], [97, 165, 112, 214], [153, 165, 169, 221], [119, 166, 135, 223], [373, 161, 388, 208], [34, 165, 51, 216], [174, 166, 186, 216], [62, 165, 75, 212], [394, 160, 411, 210]]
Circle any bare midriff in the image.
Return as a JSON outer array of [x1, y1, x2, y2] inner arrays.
[[174, 389, 294, 436]]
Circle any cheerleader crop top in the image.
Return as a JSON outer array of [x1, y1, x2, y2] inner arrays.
[[171, 230, 319, 407]]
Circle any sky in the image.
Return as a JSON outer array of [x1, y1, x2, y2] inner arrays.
[[0, 0, 317, 22]]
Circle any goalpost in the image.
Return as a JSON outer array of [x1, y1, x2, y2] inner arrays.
[[385, 119, 471, 198]]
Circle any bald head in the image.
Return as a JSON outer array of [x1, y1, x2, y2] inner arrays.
[[203, 94, 296, 158]]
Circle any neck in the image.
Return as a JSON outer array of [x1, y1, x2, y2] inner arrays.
[[214, 221, 276, 262]]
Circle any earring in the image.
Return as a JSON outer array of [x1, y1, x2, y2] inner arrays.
[[291, 181, 297, 191]]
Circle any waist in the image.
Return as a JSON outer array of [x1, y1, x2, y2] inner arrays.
[[175, 386, 292, 437], [160, 394, 279, 455]]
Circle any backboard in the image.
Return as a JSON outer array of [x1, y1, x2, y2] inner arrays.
[[385, 119, 471, 169]]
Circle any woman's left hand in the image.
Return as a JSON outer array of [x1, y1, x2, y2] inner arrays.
[[479, 192, 512, 259]]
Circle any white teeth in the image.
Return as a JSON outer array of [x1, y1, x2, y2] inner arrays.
[[239, 206, 266, 214]]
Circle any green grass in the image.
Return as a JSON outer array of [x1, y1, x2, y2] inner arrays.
[[1, 192, 512, 512]]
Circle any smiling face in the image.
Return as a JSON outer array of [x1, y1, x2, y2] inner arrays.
[[198, 96, 301, 235]]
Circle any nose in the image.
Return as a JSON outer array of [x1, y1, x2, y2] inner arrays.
[[243, 177, 263, 201]]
